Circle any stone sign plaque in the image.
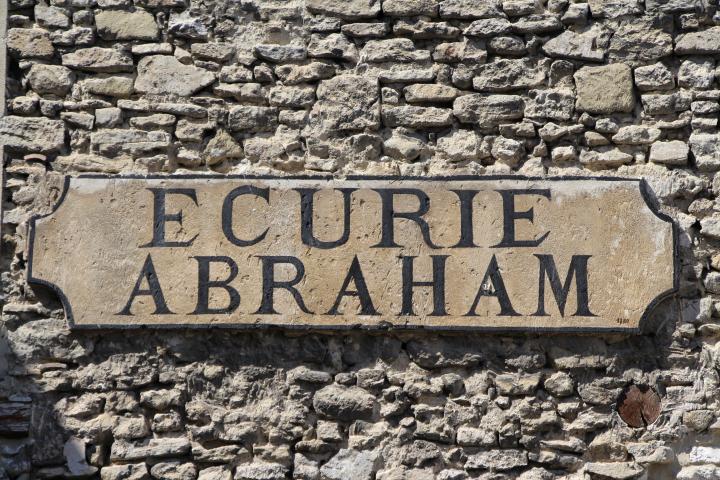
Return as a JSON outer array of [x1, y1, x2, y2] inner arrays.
[[28, 175, 676, 332]]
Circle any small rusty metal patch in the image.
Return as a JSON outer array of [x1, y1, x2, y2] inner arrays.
[[617, 384, 661, 428]]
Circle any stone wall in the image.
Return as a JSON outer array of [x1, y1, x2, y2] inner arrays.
[[1, 0, 720, 479]]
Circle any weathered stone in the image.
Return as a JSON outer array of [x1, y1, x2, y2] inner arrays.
[[306, 0, 381, 20], [584, 462, 644, 479], [580, 148, 633, 169], [7, 28, 55, 59], [466, 449, 529, 471], [649, 141, 689, 166], [234, 463, 287, 480], [436, 129, 482, 162], [110, 438, 191, 461], [313, 385, 378, 421], [382, 106, 453, 128], [308, 75, 380, 131], [0, 116, 66, 153], [204, 129, 243, 165], [62, 47, 134, 73], [612, 126, 662, 145], [439, 0, 503, 19], [587, 0, 642, 18], [35, 4, 71, 28], [634, 63, 674, 91], [254, 44, 307, 63], [574, 64, 634, 114], [525, 88, 574, 121], [512, 14, 563, 34], [100, 463, 149, 480], [320, 449, 380, 480], [491, 136, 525, 167], [542, 29, 606, 62], [453, 94, 525, 129], [607, 22, 673, 66], [361, 38, 431, 63], [27, 64, 75, 96], [81, 75, 135, 98], [383, 0, 438, 17], [90, 128, 171, 156], [464, 18, 512, 37], [678, 58, 715, 89], [269, 86, 316, 108], [472, 58, 548, 92], [95, 9, 158, 41], [150, 462, 197, 480], [134, 55, 215, 96], [676, 27, 720, 55]]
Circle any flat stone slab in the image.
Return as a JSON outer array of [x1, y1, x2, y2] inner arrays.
[[28, 176, 675, 332]]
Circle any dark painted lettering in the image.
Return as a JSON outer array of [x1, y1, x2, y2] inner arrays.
[[466, 255, 519, 316], [192, 256, 240, 315], [401, 255, 448, 316], [450, 189, 480, 248], [140, 188, 198, 248], [492, 189, 551, 248], [256, 256, 312, 314], [296, 188, 356, 249], [372, 189, 440, 249], [222, 186, 270, 247], [533, 254, 595, 316], [118, 254, 173, 315], [327, 255, 378, 315]]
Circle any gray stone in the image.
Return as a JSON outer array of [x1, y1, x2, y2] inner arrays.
[[135, 55, 215, 96], [90, 129, 171, 156], [100, 463, 150, 480], [27, 64, 75, 96], [7, 28, 55, 59], [587, 0, 642, 18], [579, 148, 633, 169], [95, 9, 158, 41], [525, 88, 575, 121], [634, 63, 674, 91], [542, 30, 605, 62], [584, 462, 644, 479], [150, 462, 197, 480], [82, 75, 135, 98], [382, 106, 453, 128], [463, 18, 512, 37], [0, 116, 66, 153], [35, 4, 71, 28], [439, 0, 503, 19], [313, 385, 378, 421], [511, 14, 563, 34], [308, 75, 380, 131], [306, 0, 381, 19], [544, 372, 575, 396], [320, 449, 380, 480], [383, 0, 438, 17], [227, 105, 278, 132], [234, 463, 287, 480], [574, 63, 634, 114], [198, 467, 232, 480], [678, 58, 715, 89], [453, 94, 525, 129], [607, 22, 673, 66], [611, 126, 662, 145], [491, 136, 525, 167], [466, 449, 529, 471], [437, 129, 482, 162], [254, 44, 307, 63], [109, 438, 191, 461], [168, 10, 208, 40], [204, 129, 244, 165], [62, 47, 134, 73], [383, 129, 425, 162], [361, 38, 431, 63], [308, 34, 359, 62], [472, 58, 548, 92], [676, 27, 720, 55], [649, 141, 689, 166]]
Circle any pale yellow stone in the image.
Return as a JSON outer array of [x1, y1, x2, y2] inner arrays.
[[30, 178, 674, 331]]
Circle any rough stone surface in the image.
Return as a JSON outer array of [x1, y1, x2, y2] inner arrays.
[[2, 0, 720, 478], [574, 64, 635, 114], [134, 55, 215, 96]]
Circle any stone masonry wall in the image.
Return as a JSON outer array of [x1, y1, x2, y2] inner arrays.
[[2, 0, 720, 479]]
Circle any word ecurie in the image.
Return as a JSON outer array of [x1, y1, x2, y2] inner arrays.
[[28, 176, 676, 332]]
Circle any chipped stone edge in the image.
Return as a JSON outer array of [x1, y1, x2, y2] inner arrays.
[[26, 173, 679, 334]]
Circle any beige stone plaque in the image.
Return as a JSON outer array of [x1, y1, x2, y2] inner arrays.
[[28, 175, 676, 332]]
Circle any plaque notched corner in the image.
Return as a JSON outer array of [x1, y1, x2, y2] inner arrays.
[[635, 178, 680, 334], [26, 175, 77, 329]]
